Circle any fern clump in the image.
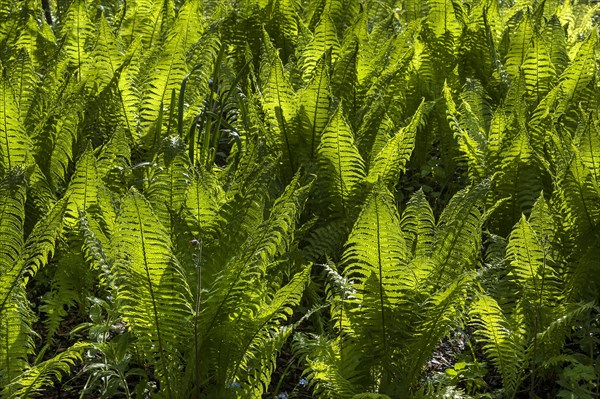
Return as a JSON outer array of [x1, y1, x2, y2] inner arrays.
[[0, 0, 599, 398]]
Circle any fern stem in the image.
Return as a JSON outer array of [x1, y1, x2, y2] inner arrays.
[[374, 196, 388, 367], [193, 239, 203, 398]]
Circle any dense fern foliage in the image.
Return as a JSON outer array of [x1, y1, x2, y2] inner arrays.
[[0, 0, 599, 397]]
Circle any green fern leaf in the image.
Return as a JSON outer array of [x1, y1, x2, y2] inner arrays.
[[494, 129, 544, 232], [183, 167, 224, 241], [265, 0, 299, 62], [433, 180, 490, 282], [117, 40, 143, 143], [0, 169, 25, 277], [427, 0, 463, 39], [401, 273, 472, 393], [443, 82, 487, 180], [146, 137, 191, 230], [96, 128, 131, 192], [542, 15, 568, 75], [85, 15, 124, 93], [140, 50, 188, 147], [2, 342, 88, 399], [63, 144, 100, 226], [61, 0, 94, 80], [301, 13, 340, 80], [113, 189, 192, 399], [507, 215, 558, 303], [342, 183, 409, 376], [299, 59, 332, 160], [331, 35, 359, 113], [470, 295, 524, 396], [0, 72, 31, 172], [557, 148, 600, 237], [262, 47, 299, 170], [521, 33, 556, 104], [165, 0, 204, 54], [7, 50, 38, 123], [200, 175, 310, 342], [316, 104, 365, 215], [0, 169, 30, 389], [0, 285, 34, 396], [555, 31, 596, 114], [296, 334, 361, 399], [366, 100, 424, 186], [121, 0, 163, 48], [0, 196, 67, 324], [400, 189, 435, 259], [233, 265, 312, 396], [575, 112, 600, 185], [504, 11, 534, 81]]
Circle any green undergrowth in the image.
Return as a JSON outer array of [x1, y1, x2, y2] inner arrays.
[[0, 0, 599, 398]]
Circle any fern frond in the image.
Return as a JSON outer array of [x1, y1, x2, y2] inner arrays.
[[301, 13, 340, 80], [201, 175, 310, 338], [303, 218, 350, 261], [117, 40, 143, 143], [146, 137, 191, 230], [555, 31, 596, 114], [0, 169, 30, 389], [7, 50, 38, 123], [299, 59, 332, 160], [120, 0, 163, 48], [493, 130, 544, 233], [85, 15, 124, 93], [507, 214, 559, 311], [433, 180, 489, 282], [316, 104, 365, 215], [233, 265, 312, 396], [0, 196, 67, 317], [0, 72, 31, 171], [96, 128, 131, 192], [521, 33, 556, 104], [443, 81, 487, 180], [401, 273, 472, 394], [112, 189, 192, 399], [139, 49, 188, 148], [2, 342, 88, 399], [296, 334, 361, 399], [427, 0, 463, 39], [341, 183, 410, 380], [63, 144, 100, 226], [165, 0, 204, 55], [212, 157, 273, 267], [0, 284, 35, 395], [574, 111, 600, 186], [331, 35, 359, 114], [400, 189, 435, 259], [470, 295, 525, 397], [182, 166, 224, 241], [61, 0, 94, 80], [366, 99, 424, 186], [537, 301, 596, 358], [265, 0, 299, 63], [261, 46, 299, 171], [39, 243, 88, 341], [504, 11, 534, 81], [542, 15, 568, 75], [79, 212, 114, 291], [0, 168, 26, 276], [557, 148, 600, 238]]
